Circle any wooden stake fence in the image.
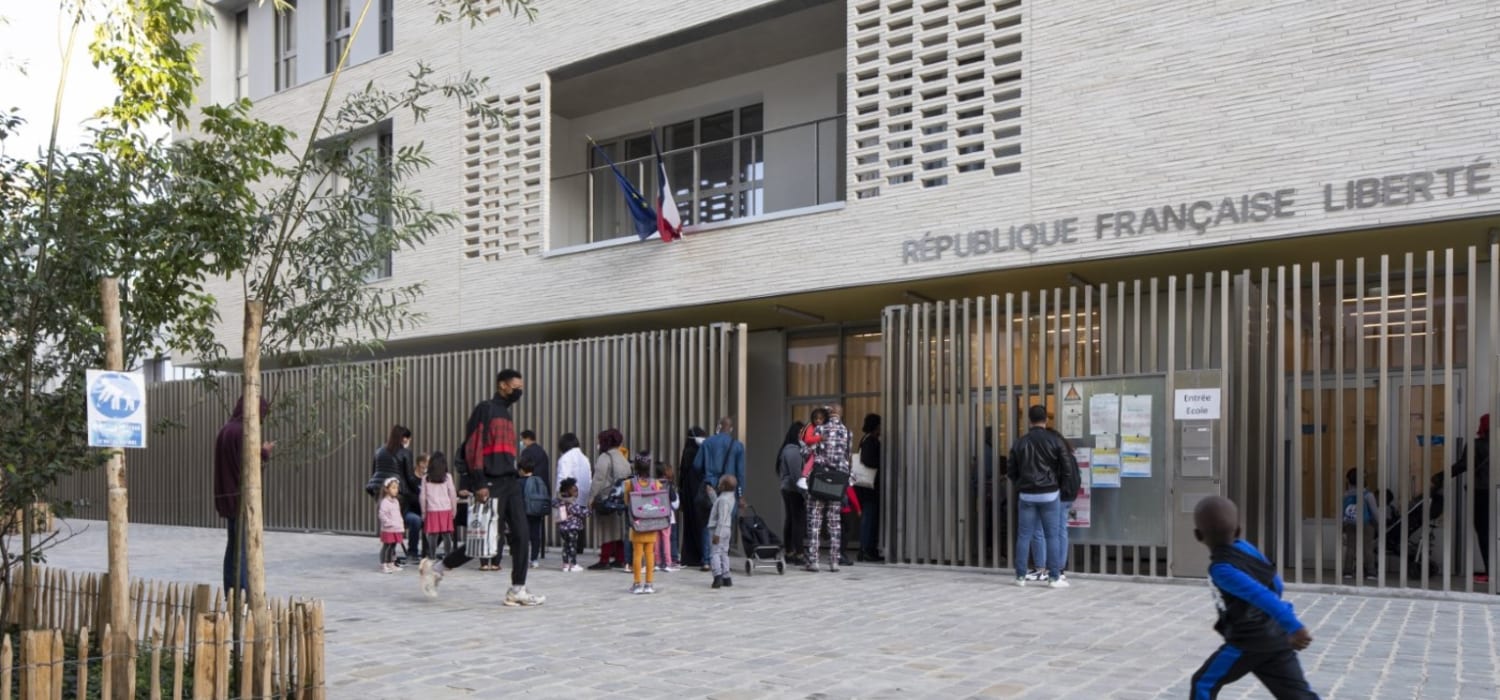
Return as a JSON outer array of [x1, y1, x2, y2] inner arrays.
[[0, 568, 325, 699]]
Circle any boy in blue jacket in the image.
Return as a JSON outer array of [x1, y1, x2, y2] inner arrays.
[[1189, 496, 1319, 699]]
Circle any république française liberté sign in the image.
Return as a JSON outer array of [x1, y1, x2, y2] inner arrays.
[[901, 160, 1494, 264]]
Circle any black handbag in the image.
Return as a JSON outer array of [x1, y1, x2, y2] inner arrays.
[[807, 465, 846, 502]]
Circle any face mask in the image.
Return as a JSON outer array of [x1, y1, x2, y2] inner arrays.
[[507, 388, 524, 403]]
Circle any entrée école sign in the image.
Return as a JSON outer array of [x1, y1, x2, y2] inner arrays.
[[901, 159, 1494, 264]]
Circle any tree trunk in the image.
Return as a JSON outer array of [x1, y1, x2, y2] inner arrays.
[[100, 277, 134, 698], [239, 300, 272, 687]]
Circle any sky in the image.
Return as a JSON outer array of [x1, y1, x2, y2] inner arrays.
[[0, 2, 122, 158]]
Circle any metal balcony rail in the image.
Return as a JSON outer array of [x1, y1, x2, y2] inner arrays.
[[552, 114, 845, 245]]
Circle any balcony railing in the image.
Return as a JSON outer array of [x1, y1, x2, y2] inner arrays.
[[551, 115, 845, 247]]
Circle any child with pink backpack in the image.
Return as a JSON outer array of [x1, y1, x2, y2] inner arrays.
[[623, 452, 672, 594]]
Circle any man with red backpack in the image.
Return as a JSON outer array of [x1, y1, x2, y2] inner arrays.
[[419, 369, 546, 607]]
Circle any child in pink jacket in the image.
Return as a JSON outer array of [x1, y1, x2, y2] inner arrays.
[[420, 452, 459, 559], [378, 477, 404, 573]]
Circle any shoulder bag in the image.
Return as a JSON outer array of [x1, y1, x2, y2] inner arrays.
[[851, 435, 878, 489]]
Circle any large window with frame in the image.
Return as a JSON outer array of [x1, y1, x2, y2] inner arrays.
[[370, 129, 394, 280], [274, 1, 298, 91], [787, 328, 883, 434], [586, 102, 765, 243], [233, 9, 249, 99], [326, 0, 352, 72]]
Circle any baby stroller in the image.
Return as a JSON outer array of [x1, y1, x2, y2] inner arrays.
[[1385, 478, 1445, 577], [739, 506, 786, 575]]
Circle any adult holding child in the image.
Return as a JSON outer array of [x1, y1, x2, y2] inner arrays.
[[418, 370, 545, 607]]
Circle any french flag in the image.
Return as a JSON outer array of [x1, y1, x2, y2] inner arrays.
[[652, 133, 682, 242]]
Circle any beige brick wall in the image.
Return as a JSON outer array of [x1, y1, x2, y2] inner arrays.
[[196, 0, 1500, 357]]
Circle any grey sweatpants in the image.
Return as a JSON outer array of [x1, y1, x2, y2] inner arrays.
[[710, 537, 732, 577]]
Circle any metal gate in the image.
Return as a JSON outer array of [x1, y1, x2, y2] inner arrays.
[[883, 246, 1498, 593], [54, 323, 748, 539]]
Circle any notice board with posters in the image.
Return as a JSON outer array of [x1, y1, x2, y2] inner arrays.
[[1057, 373, 1169, 548]]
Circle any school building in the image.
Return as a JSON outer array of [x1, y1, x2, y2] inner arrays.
[[59, 0, 1500, 594]]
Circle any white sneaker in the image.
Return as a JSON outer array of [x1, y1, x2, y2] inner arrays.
[[504, 586, 545, 607], [418, 559, 441, 599], [1014, 577, 1027, 587], [663, 565, 680, 573], [1049, 578, 1071, 589], [1025, 569, 1048, 581], [530, 560, 539, 569], [643, 583, 656, 594], [629, 583, 644, 595]]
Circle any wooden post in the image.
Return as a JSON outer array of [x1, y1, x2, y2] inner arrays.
[[238, 609, 254, 700], [191, 614, 213, 700], [100, 279, 133, 655], [100, 624, 113, 700], [114, 629, 135, 700], [21, 630, 54, 699], [50, 629, 62, 700], [1, 633, 11, 699], [214, 613, 229, 700], [240, 300, 269, 641], [306, 602, 325, 700], [170, 616, 185, 700], [149, 622, 163, 700], [76, 627, 90, 700]]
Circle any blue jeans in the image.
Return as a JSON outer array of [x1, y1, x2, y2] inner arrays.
[[404, 511, 424, 558], [223, 518, 248, 594], [1030, 500, 1073, 572], [670, 518, 682, 563], [1015, 497, 1062, 581]]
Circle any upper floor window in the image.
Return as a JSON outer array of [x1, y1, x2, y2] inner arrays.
[[274, 1, 298, 92], [380, 0, 393, 54], [234, 9, 249, 99], [326, 0, 352, 72], [370, 130, 394, 281]]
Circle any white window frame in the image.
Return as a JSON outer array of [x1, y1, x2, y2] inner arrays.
[[326, 0, 352, 73], [274, 1, 298, 92], [234, 9, 249, 99]]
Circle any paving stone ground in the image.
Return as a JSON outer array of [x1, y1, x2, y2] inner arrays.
[[35, 520, 1500, 699]]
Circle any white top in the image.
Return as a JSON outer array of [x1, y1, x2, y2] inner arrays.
[[555, 448, 593, 503]]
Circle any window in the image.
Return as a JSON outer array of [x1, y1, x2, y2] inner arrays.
[[662, 104, 765, 226], [274, 1, 297, 91], [379, 0, 393, 54], [586, 133, 654, 243], [233, 10, 249, 99], [326, 0, 351, 72]]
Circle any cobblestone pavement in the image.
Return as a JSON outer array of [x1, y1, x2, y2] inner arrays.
[[35, 520, 1500, 699]]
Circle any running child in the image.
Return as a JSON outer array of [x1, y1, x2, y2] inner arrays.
[[377, 477, 404, 573], [1189, 495, 1319, 699]]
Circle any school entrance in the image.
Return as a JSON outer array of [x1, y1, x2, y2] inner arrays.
[[882, 246, 1499, 594]]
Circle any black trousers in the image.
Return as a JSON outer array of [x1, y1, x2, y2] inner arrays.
[[782, 489, 807, 554], [1474, 487, 1492, 573], [527, 515, 544, 563], [1189, 645, 1318, 699], [442, 475, 530, 586]]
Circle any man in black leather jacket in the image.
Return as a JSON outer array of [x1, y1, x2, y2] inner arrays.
[[1007, 405, 1073, 587]]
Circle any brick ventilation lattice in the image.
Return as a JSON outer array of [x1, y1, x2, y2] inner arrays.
[[850, 0, 1024, 200], [462, 83, 544, 260]]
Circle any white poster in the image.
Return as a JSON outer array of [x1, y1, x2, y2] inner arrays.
[[1070, 448, 1092, 527], [1089, 393, 1119, 436], [1060, 383, 1085, 438], [1121, 434, 1153, 477], [86, 370, 147, 449], [1120, 394, 1153, 436], [1091, 434, 1121, 488]]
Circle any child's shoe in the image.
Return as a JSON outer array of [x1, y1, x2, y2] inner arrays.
[[711, 576, 723, 589], [642, 584, 656, 594], [663, 565, 680, 573], [629, 583, 644, 595], [381, 563, 396, 574]]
